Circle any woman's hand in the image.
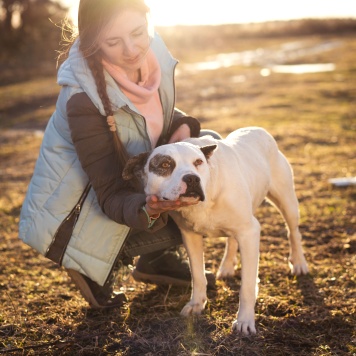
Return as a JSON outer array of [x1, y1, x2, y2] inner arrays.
[[168, 124, 191, 143], [144, 194, 199, 216]]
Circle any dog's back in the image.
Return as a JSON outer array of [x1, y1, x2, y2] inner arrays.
[[185, 127, 282, 213], [189, 126, 279, 161]]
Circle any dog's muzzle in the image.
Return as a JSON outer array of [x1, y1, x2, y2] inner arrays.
[[180, 174, 205, 202]]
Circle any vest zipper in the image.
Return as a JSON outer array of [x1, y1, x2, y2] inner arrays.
[[122, 105, 153, 151], [45, 182, 92, 265], [122, 61, 178, 148]]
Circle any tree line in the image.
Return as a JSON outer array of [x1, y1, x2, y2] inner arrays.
[[0, 0, 69, 82]]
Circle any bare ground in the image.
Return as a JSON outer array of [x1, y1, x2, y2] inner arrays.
[[0, 28, 355, 355]]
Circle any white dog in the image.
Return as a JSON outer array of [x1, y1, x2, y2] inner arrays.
[[123, 127, 308, 335]]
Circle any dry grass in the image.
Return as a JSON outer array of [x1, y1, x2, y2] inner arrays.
[[0, 23, 355, 355]]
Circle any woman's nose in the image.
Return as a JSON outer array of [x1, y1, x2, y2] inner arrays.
[[123, 40, 137, 57]]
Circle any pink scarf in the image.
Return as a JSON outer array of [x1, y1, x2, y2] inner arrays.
[[102, 49, 163, 148]]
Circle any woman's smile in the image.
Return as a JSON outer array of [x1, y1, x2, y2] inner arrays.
[[125, 54, 142, 65], [99, 9, 150, 72]]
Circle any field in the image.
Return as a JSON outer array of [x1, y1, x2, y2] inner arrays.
[[0, 22, 355, 355]]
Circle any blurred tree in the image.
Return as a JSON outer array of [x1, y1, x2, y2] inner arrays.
[[0, 0, 68, 83], [1, 0, 67, 46], [1, 0, 17, 35], [1, 0, 31, 38]]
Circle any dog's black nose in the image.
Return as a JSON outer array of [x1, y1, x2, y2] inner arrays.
[[183, 174, 200, 187]]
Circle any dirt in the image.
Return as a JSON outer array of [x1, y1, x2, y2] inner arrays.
[[0, 29, 355, 355]]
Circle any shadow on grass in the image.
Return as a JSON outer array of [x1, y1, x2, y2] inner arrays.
[[257, 274, 354, 355], [0, 94, 55, 130], [57, 274, 351, 355]]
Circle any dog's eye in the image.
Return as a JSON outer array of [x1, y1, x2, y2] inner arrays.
[[194, 159, 203, 167], [161, 162, 170, 168]]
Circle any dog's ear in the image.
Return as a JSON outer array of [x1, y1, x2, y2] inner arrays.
[[122, 152, 150, 181], [200, 144, 217, 160]]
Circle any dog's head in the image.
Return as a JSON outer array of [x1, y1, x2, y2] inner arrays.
[[123, 142, 217, 202]]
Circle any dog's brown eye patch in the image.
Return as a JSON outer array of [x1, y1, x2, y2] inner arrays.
[[149, 154, 176, 177], [194, 159, 203, 167]]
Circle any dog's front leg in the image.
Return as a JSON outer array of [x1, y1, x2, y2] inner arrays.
[[232, 217, 261, 335], [180, 230, 207, 316]]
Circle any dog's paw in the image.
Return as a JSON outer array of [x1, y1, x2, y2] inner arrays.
[[232, 318, 256, 335], [289, 255, 309, 276], [217, 265, 236, 280], [180, 300, 205, 317]]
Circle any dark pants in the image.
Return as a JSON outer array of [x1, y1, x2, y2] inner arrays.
[[122, 129, 222, 259], [123, 217, 183, 258]]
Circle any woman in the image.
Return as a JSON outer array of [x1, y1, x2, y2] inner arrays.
[[19, 0, 220, 308]]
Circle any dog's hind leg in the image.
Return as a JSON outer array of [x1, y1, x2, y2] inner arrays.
[[217, 236, 238, 279], [267, 152, 309, 276]]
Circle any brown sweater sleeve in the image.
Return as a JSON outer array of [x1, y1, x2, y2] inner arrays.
[[66, 92, 168, 232], [169, 109, 201, 138]]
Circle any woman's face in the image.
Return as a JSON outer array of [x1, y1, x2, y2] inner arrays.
[[99, 9, 150, 72]]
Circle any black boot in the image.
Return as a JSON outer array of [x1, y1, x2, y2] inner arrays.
[[132, 248, 216, 289]]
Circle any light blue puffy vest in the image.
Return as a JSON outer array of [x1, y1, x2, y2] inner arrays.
[[19, 33, 178, 285]]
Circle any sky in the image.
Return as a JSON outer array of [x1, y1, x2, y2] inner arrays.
[[62, 0, 356, 26]]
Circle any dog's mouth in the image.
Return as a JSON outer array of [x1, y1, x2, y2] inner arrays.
[[179, 188, 205, 202], [160, 185, 205, 202]]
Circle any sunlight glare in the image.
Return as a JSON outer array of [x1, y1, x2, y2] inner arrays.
[[65, 0, 356, 27], [145, 0, 356, 26]]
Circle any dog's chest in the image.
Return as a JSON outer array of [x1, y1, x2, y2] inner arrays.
[[176, 207, 232, 237]]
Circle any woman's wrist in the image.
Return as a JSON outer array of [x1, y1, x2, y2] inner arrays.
[[141, 204, 160, 228], [143, 204, 160, 218]]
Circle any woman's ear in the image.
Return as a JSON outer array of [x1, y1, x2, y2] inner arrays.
[[122, 152, 150, 181], [200, 144, 217, 160]]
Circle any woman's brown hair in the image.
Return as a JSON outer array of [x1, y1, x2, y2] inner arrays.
[[59, 0, 150, 167]]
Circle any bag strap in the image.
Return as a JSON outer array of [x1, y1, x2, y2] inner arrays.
[[45, 183, 92, 265]]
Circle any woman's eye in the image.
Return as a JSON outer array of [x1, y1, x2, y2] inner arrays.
[[107, 42, 119, 47], [106, 39, 122, 47], [133, 31, 144, 38], [194, 159, 203, 167]]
